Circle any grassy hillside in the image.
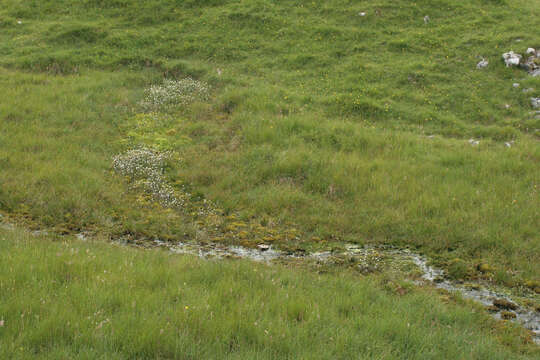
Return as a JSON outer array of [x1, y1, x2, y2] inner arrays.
[[0, 0, 538, 294], [1, 228, 538, 359]]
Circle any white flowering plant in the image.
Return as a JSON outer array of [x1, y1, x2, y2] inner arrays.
[[113, 147, 185, 208], [139, 78, 210, 112]]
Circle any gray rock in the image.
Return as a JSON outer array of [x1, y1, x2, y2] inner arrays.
[[476, 59, 488, 69], [530, 68, 540, 77], [532, 98, 540, 109], [424, 15, 430, 24], [512, 83, 520, 88], [502, 51, 522, 67], [257, 244, 271, 252]]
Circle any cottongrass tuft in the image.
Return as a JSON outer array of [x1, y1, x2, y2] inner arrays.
[[113, 147, 185, 208], [139, 78, 209, 112]]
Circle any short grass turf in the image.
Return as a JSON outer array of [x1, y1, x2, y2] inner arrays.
[[0, 228, 538, 359], [0, 1, 538, 286]]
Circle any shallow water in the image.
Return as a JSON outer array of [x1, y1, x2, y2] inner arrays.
[[406, 252, 540, 344]]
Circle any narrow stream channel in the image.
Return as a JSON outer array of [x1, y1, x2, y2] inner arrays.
[[151, 239, 540, 344]]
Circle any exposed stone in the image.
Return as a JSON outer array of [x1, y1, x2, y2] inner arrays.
[[257, 244, 271, 252], [532, 98, 540, 109], [502, 51, 522, 67], [502, 48, 539, 76], [512, 83, 520, 88], [476, 59, 488, 69]]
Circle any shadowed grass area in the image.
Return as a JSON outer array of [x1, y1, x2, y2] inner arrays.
[[0, 228, 538, 359], [0, 1, 538, 287]]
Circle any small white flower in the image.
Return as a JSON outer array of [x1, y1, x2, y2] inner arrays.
[[139, 78, 209, 112]]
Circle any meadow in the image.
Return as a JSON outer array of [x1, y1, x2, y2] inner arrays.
[[0, 0, 539, 356]]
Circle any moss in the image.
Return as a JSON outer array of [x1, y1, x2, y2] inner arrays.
[[493, 298, 518, 311], [465, 283, 481, 290], [524, 280, 539, 289], [476, 263, 494, 274], [500, 311, 517, 320]]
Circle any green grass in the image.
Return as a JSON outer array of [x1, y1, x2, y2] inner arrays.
[[0, 227, 538, 359], [0, 0, 538, 287], [2, 1, 540, 356]]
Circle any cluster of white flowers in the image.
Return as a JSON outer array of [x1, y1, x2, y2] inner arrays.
[[112, 148, 184, 208], [113, 147, 168, 179], [139, 78, 210, 111]]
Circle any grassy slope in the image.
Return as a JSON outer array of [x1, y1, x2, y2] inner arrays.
[[0, 228, 537, 359], [0, 1, 538, 282]]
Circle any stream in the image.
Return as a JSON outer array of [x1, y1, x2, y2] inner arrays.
[[1, 218, 538, 344], [150, 239, 540, 344]]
